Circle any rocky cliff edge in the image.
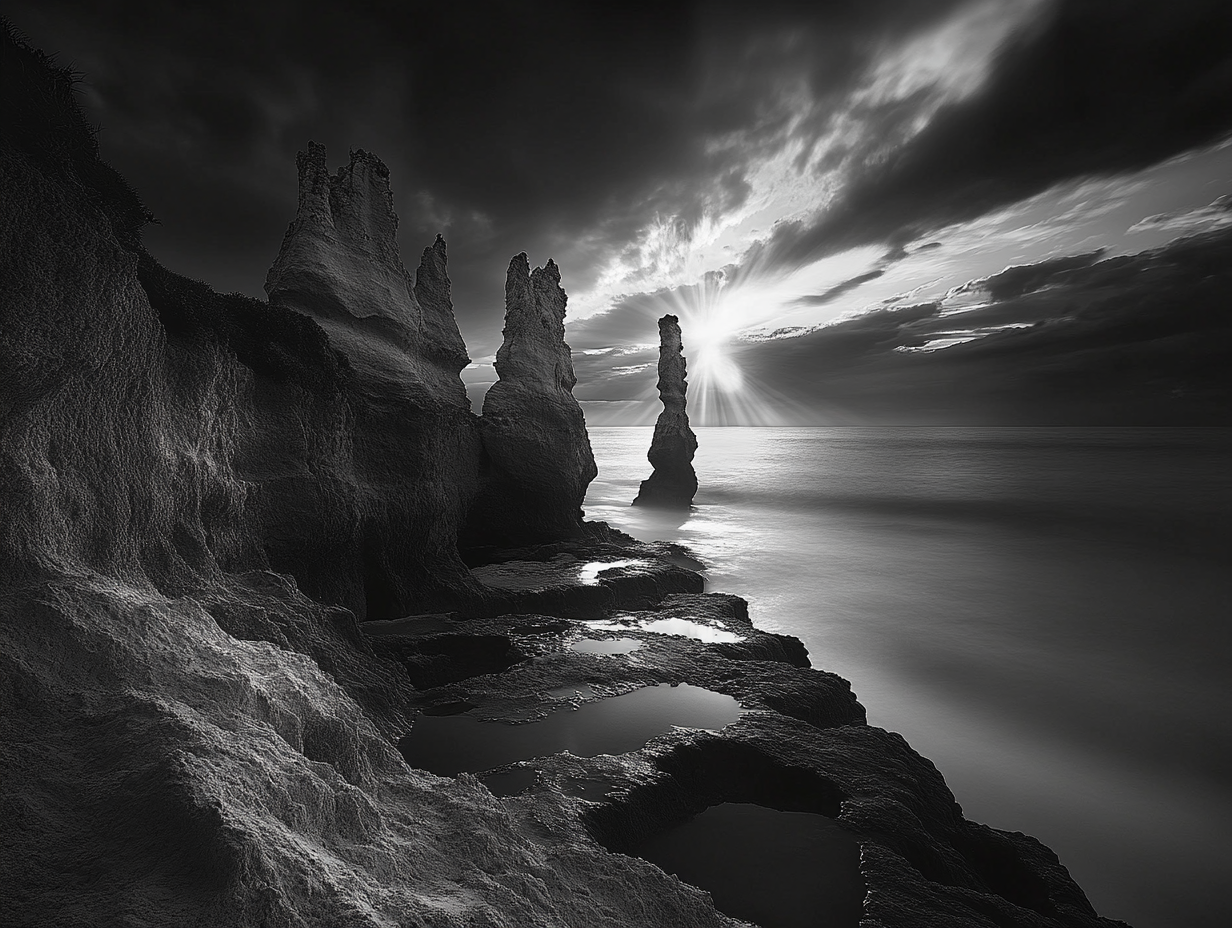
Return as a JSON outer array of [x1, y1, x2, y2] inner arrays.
[[0, 24, 1129, 928]]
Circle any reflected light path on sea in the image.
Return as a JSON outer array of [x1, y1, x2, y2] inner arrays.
[[584, 425, 1232, 928]]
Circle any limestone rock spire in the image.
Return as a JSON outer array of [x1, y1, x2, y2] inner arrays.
[[266, 142, 414, 331], [263, 142, 470, 405], [413, 234, 470, 373], [633, 314, 698, 508], [465, 254, 597, 544]]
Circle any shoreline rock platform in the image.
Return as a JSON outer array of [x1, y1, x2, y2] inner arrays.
[[0, 26, 1128, 928]]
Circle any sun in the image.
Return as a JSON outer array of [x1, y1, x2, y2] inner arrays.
[[634, 271, 806, 425], [692, 341, 745, 395]]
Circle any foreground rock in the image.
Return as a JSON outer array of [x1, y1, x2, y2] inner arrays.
[[633, 314, 698, 508], [368, 545, 1125, 928], [0, 26, 1129, 928], [466, 254, 598, 547]]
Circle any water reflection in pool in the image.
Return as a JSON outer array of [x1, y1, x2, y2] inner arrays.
[[578, 559, 648, 584], [400, 683, 743, 776], [635, 802, 864, 928], [569, 637, 643, 654], [480, 766, 538, 797], [587, 616, 743, 643]]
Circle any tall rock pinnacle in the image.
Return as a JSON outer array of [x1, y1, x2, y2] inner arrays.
[[466, 254, 597, 544], [633, 314, 698, 508], [266, 142, 414, 330], [264, 141, 469, 399], [413, 234, 471, 374]]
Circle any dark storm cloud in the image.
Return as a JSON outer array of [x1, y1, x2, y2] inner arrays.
[[792, 269, 886, 307], [738, 227, 1232, 424], [5, 0, 415, 294], [955, 249, 1105, 301], [761, 0, 1232, 270], [4, 0, 970, 346]]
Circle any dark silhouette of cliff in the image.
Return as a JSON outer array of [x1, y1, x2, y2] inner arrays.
[[0, 23, 1130, 928]]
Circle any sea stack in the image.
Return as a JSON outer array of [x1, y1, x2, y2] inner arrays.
[[465, 254, 598, 545], [633, 314, 698, 508]]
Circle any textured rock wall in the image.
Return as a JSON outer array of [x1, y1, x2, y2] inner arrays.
[[465, 254, 598, 546], [0, 146, 248, 593], [259, 142, 483, 617], [633, 314, 698, 508], [3, 31, 717, 928]]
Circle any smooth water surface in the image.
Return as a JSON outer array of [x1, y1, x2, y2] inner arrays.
[[635, 802, 863, 928], [587, 616, 743, 643], [400, 683, 743, 776], [586, 427, 1232, 928]]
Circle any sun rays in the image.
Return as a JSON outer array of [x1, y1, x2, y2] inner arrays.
[[616, 270, 815, 426]]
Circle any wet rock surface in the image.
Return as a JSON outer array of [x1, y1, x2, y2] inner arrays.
[[634, 314, 699, 508], [375, 542, 1124, 928], [1, 27, 1128, 928]]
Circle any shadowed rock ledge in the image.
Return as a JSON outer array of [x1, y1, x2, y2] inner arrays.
[[634, 313, 699, 508], [0, 24, 1130, 928]]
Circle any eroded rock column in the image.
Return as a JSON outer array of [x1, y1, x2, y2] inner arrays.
[[466, 255, 598, 546], [633, 314, 698, 508]]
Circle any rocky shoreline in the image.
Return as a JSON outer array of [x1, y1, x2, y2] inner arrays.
[[0, 25, 1127, 927], [372, 538, 1123, 927]]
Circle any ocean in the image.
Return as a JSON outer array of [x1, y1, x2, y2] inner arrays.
[[583, 427, 1232, 928]]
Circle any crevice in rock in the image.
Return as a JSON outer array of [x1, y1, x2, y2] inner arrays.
[[953, 824, 1059, 917], [585, 738, 849, 854], [372, 633, 528, 689], [361, 535, 402, 621]]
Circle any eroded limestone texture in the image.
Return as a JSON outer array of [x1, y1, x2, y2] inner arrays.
[[258, 142, 483, 618], [466, 254, 598, 546], [1, 27, 1130, 928], [634, 314, 698, 508]]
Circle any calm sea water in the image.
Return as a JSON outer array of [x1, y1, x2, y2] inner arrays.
[[583, 427, 1232, 928]]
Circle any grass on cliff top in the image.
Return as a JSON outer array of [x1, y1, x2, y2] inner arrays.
[[138, 253, 352, 397], [2, 20, 351, 397], [1, 19, 153, 249]]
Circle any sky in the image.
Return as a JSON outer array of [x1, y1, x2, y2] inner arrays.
[[8, 0, 1232, 424]]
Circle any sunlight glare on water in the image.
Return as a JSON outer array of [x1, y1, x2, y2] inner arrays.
[[584, 425, 1232, 928]]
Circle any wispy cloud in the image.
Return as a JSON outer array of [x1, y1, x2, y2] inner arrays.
[[723, 227, 1232, 424], [1128, 195, 1232, 235]]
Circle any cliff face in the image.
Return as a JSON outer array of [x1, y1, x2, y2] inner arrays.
[[0, 30, 618, 927], [257, 142, 483, 618], [465, 254, 598, 547], [1, 25, 1129, 928], [634, 314, 699, 508]]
